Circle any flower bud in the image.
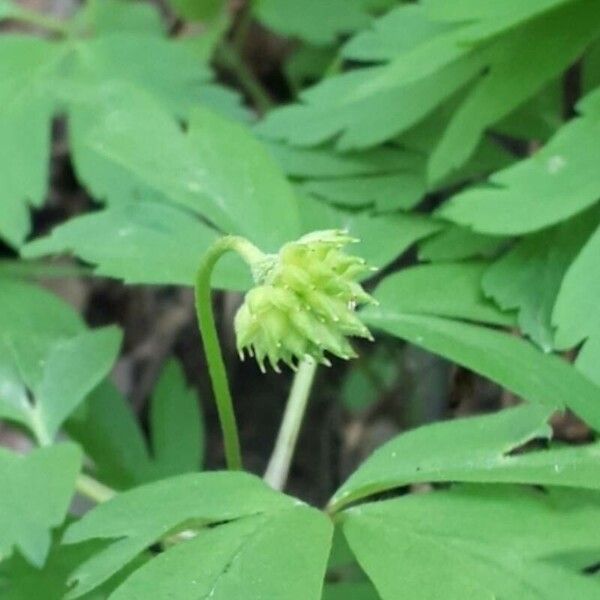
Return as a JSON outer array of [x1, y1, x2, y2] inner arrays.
[[234, 230, 376, 372]]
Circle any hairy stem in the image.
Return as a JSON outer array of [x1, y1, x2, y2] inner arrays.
[[195, 236, 265, 471], [75, 473, 115, 504], [264, 359, 318, 490]]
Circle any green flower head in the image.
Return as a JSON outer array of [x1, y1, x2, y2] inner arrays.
[[234, 230, 376, 372]]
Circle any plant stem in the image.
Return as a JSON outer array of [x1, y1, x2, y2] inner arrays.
[[195, 236, 265, 471], [10, 8, 70, 35], [264, 359, 318, 490], [75, 473, 115, 504], [217, 41, 273, 114]]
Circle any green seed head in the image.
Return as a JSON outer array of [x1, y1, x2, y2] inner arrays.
[[234, 230, 376, 372]]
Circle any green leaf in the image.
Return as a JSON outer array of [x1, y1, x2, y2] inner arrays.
[[371, 262, 515, 327], [79, 0, 165, 36], [33, 327, 122, 442], [0, 444, 81, 567], [440, 87, 600, 234], [267, 141, 423, 178], [362, 310, 600, 430], [330, 403, 600, 510], [269, 141, 426, 211], [66, 381, 150, 490], [483, 209, 600, 350], [343, 486, 600, 599], [255, 0, 370, 45], [109, 506, 331, 600], [428, 0, 600, 182], [418, 225, 506, 262], [257, 52, 482, 150], [0, 277, 122, 441], [0, 36, 62, 246], [63, 473, 332, 598], [149, 359, 204, 477], [0, 528, 146, 599], [553, 223, 600, 386], [68, 360, 204, 489], [1, 326, 121, 443], [63, 35, 214, 119], [302, 173, 425, 212], [22, 201, 249, 290], [48, 83, 300, 251]]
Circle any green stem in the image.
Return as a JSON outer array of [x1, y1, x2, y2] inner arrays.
[[8, 8, 70, 35], [264, 359, 318, 490], [217, 41, 274, 114], [75, 473, 115, 504], [195, 236, 265, 471]]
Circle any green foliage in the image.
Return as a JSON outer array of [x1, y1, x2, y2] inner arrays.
[[0, 0, 242, 248], [63, 473, 332, 598], [343, 486, 600, 599], [3, 0, 600, 596], [362, 306, 600, 429], [0, 444, 81, 566], [0, 277, 121, 443], [67, 360, 204, 489]]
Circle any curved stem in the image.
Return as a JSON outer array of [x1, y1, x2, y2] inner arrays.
[[264, 359, 318, 490], [75, 473, 115, 504], [195, 236, 265, 471]]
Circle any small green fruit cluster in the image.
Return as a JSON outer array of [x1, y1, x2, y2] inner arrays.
[[234, 230, 376, 372]]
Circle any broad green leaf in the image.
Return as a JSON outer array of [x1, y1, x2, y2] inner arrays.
[[68, 360, 204, 489], [64, 34, 214, 119], [48, 84, 300, 252], [440, 88, 600, 234], [553, 223, 600, 386], [0, 277, 121, 441], [422, 0, 571, 24], [255, 0, 370, 45], [256, 53, 483, 150], [0, 36, 62, 246], [78, 0, 165, 35], [372, 262, 515, 327], [483, 209, 600, 350], [428, 0, 600, 182], [63, 472, 328, 597], [343, 5, 455, 62], [0, 444, 81, 567], [269, 141, 426, 211], [418, 225, 506, 262], [67, 381, 150, 490], [1, 327, 121, 443], [149, 359, 204, 477], [329, 404, 600, 510], [302, 173, 425, 212], [343, 486, 600, 599], [109, 506, 331, 600], [0, 277, 82, 339], [267, 142, 423, 179], [0, 529, 146, 599], [22, 202, 250, 291], [362, 310, 600, 430], [33, 327, 122, 443]]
